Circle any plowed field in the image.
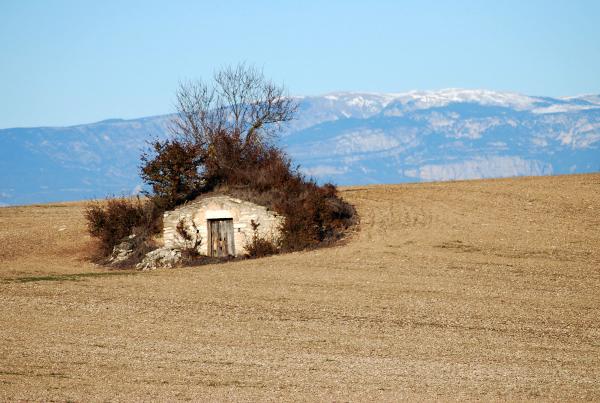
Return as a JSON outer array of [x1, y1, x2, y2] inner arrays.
[[1, 174, 599, 400]]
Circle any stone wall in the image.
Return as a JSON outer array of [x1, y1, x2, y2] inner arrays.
[[163, 195, 283, 256]]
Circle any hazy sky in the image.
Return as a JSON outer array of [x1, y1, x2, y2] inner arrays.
[[1, 0, 599, 128]]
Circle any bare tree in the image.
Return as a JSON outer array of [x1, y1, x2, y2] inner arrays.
[[172, 63, 298, 149]]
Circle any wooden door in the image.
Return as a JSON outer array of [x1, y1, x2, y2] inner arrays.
[[208, 219, 235, 257]]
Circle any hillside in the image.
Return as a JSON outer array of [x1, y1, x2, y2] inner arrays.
[[1, 89, 600, 205], [1, 174, 599, 400]]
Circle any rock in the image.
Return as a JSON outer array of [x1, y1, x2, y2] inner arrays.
[[107, 235, 137, 265], [136, 247, 182, 271]]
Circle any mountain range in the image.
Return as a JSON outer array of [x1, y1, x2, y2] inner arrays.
[[1, 88, 599, 206]]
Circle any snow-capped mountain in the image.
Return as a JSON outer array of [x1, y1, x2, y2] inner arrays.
[[288, 90, 600, 185], [1, 89, 599, 205]]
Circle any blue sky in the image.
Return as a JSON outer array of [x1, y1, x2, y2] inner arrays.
[[1, 0, 599, 128]]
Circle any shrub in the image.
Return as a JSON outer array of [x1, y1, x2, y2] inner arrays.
[[140, 139, 204, 210], [274, 181, 356, 251], [84, 197, 160, 259], [245, 220, 279, 258], [175, 218, 202, 258]]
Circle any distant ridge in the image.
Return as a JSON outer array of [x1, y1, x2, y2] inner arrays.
[[1, 89, 599, 205]]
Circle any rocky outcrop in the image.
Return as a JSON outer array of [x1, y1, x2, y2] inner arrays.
[[136, 247, 182, 271], [107, 235, 137, 266]]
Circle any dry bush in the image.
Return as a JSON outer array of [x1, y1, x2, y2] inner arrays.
[[140, 140, 204, 210], [245, 220, 279, 258], [176, 218, 202, 260], [274, 182, 356, 251], [84, 197, 161, 262]]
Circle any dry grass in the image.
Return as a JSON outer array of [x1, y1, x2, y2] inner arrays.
[[1, 174, 599, 400]]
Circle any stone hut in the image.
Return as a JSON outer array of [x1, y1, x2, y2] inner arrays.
[[163, 195, 283, 257]]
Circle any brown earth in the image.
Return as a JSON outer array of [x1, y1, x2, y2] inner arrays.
[[1, 174, 599, 401]]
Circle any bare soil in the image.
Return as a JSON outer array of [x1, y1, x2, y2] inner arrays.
[[1, 174, 599, 401]]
